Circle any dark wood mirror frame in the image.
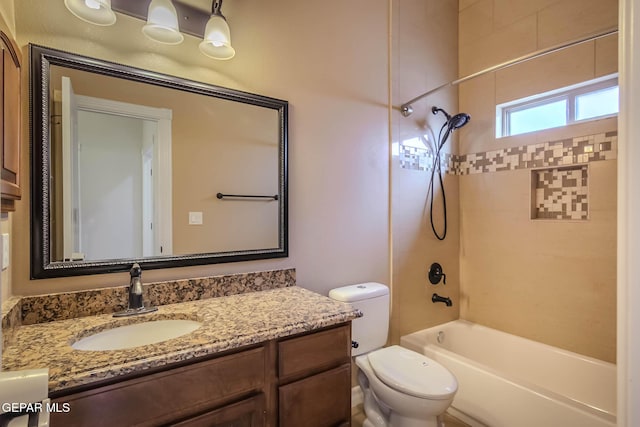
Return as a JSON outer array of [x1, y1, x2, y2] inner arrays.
[[30, 45, 288, 279]]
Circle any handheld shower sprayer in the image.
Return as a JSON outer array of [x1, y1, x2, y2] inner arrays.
[[449, 113, 471, 130], [428, 106, 471, 241], [432, 106, 470, 132]]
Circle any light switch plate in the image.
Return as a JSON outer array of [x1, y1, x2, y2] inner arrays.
[[2, 234, 9, 270], [188, 212, 203, 225]]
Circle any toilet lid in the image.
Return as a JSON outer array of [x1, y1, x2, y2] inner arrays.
[[367, 345, 458, 400]]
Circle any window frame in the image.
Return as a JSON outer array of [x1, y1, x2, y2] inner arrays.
[[497, 74, 618, 138]]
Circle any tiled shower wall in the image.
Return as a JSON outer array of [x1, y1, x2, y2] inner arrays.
[[390, 0, 460, 345], [456, 0, 618, 362], [398, 130, 615, 223]]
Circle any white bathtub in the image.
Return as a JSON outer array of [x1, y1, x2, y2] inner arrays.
[[400, 320, 616, 427]]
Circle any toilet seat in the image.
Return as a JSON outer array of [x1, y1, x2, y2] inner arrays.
[[367, 345, 457, 400]]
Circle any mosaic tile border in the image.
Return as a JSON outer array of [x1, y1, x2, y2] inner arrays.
[[455, 131, 617, 175], [397, 131, 617, 174], [397, 145, 455, 172], [532, 166, 589, 220], [6, 268, 296, 327]]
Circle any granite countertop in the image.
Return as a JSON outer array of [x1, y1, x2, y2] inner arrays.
[[2, 286, 359, 393]]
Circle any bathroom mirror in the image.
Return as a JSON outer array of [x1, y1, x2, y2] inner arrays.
[[30, 45, 288, 279]]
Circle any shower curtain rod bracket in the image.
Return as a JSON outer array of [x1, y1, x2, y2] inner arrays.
[[401, 105, 413, 117]]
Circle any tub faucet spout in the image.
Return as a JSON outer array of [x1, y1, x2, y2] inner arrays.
[[432, 293, 452, 307]]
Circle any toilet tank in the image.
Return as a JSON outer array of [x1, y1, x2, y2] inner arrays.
[[329, 282, 389, 356]]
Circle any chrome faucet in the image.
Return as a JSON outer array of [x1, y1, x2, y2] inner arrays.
[[113, 263, 158, 317]]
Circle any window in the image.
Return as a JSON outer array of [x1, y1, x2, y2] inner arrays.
[[497, 75, 618, 138]]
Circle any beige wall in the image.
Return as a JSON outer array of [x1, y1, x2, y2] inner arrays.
[[458, 0, 618, 362], [389, 0, 460, 344], [0, 215, 10, 305], [9, 0, 390, 296], [0, 0, 14, 39]]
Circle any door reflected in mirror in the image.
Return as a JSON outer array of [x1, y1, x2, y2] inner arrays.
[[31, 45, 288, 278], [53, 74, 174, 261]]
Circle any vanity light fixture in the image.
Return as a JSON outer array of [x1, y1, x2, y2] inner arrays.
[[142, 0, 184, 45], [65, 0, 237, 60], [64, 0, 117, 26], [199, 0, 236, 60]]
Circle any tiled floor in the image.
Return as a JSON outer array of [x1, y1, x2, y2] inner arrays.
[[351, 405, 470, 427]]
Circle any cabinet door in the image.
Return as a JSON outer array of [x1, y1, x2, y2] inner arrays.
[[279, 364, 351, 427], [171, 394, 265, 427], [0, 31, 21, 212]]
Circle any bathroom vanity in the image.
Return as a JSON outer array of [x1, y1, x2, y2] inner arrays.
[[2, 282, 358, 427], [50, 323, 351, 427]]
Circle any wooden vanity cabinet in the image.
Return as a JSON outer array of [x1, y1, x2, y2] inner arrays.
[[0, 30, 21, 212], [50, 323, 352, 427], [51, 347, 267, 427], [278, 325, 352, 427], [170, 395, 266, 427]]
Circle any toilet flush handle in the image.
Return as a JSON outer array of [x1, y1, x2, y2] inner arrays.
[[352, 341, 359, 349]]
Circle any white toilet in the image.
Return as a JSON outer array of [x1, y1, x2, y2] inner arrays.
[[329, 282, 457, 427]]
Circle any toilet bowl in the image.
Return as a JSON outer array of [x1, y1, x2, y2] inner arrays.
[[329, 283, 458, 427], [356, 345, 457, 427]]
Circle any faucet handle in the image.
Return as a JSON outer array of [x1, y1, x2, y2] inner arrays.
[[428, 262, 446, 285]]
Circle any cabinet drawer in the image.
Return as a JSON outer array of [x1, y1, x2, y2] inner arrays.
[[278, 324, 350, 381], [170, 394, 265, 427], [279, 364, 351, 427], [51, 347, 265, 427]]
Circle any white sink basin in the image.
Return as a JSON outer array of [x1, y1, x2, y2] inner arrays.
[[72, 319, 202, 351]]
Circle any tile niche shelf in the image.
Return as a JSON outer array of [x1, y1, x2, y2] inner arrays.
[[531, 165, 589, 220]]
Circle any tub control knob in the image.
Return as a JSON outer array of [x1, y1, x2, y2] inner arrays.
[[352, 341, 359, 349], [428, 262, 446, 285]]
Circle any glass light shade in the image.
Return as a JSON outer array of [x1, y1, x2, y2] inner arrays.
[[64, 0, 116, 26], [142, 0, 184, 45], [198, 15, 235, 60]]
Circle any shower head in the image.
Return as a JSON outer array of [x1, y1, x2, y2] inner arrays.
[[449, 112, 471, 130], [432, 106, 470, 131]]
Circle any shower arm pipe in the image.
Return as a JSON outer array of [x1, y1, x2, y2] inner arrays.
[[400, 27, 619, 117]]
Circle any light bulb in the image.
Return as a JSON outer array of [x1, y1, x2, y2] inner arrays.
[[142, 0, 184, 45], [64, 0, 116, 26], [84, 0, 101, 10], [199, 14, 235, 60]]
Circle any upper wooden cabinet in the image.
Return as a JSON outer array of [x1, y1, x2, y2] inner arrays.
[[0, 30, 21, 212]]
